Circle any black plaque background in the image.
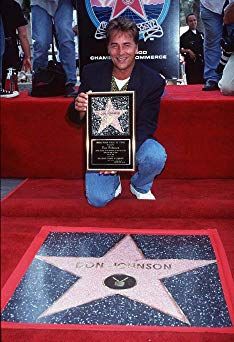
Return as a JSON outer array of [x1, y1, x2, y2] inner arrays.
[[87, 92, 135, 171], [77, 0, 179, 79]]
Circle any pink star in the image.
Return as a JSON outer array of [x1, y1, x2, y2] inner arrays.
[[111, 0, 147, 20], [36, 235, 216, 324]]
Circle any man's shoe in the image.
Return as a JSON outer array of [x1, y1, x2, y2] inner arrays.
[[0, 89, 19, 98], [202, 80, 219, 91], [64, 83, 78, 97], [114, 182, 122, 198], [130, 184, 155, 200]]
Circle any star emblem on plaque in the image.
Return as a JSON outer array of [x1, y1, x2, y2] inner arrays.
[[94, 98, 126, 134], [87, 91, 135, 171]]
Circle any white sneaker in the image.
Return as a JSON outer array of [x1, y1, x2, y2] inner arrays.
[[114, 181, 122, 198], [130, 184, 155, 200], [0, 89, 19, 98]]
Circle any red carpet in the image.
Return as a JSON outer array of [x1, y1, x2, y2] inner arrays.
[[1, 85, 234, 179], [1, 85, 234, 341], [1, 178, 234, 219]]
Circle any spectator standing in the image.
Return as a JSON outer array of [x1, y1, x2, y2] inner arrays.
[[0, 0, 31, 96], [72, 8, 79, 70], [218, 2, 234, 95], [180, 13, 204, 84], [200, 0, 228, 90], [31, 0, 77, 97], [0, 15, 9, 96]]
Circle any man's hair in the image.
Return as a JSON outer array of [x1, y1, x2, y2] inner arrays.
[[106, 17, 139, 44], [186, 13, 196, 24], [224, 3, 234, 25]]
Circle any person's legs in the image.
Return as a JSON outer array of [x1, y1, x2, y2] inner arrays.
[[131, 139, 167, 194], [54, 0, 76, 85], [185, 62, 193, 84], [0, 16, 5, 87], [31, 5, 52, 72], [85, 172, 121, 207], [185, 59, 204, 84], [85, 139, 166, 207], [0, 16, 18, 97], [200, 4, 223, 83], [218, 54, 234, 95]]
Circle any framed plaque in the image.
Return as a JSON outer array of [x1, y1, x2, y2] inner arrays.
[[86, 91, 135, 171]]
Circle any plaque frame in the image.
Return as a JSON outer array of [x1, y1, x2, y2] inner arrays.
[[86, 91, 135, 171]]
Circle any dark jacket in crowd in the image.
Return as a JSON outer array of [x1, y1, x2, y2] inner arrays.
[[0, 0, 27, 84], [180, 29, 204, 84]]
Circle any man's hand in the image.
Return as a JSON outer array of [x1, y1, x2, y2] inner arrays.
[[22, 57, 32, 72], [187, 49, 196, 61], [75, 91, 92, 120], [181, 48, 196, 61], [224, 3, 234, 25], [75, 92, 88, 112]]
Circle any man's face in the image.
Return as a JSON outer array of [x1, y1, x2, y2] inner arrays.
[[187, 15, 197, 30], [107, 31, 138, 74]]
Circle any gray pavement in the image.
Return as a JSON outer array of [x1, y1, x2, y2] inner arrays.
[[1, 179, 25, 200]]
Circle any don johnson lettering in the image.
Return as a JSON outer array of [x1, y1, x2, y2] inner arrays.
[[76, 261, 172, 270]]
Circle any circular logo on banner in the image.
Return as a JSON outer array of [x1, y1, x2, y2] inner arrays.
[[104, 274, 137, 289], [86, 0, 171, 41]]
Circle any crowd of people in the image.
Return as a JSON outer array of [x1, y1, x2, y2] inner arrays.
[[180, 0, 234, 94], [0, 0, 78, 98], [0, 0, 31, 98], [0, 0, 233, 98]]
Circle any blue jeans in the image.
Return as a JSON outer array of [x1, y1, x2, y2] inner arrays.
[[200, 4, 223, 83], [0, 16, 5, 85], [32, 0, 76, 85], [85, 139, 167, 207]]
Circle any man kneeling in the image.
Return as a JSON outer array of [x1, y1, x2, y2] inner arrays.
[[67, 17, 167, 207]]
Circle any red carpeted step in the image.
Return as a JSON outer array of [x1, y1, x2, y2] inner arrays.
[[2, 178, 234, 219], [2, 87, 234, 179]]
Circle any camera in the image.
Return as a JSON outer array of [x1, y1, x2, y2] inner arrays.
[[221, 30, 234, 53]]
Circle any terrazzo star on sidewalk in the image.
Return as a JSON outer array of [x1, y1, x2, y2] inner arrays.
[[67, 17, 167, 207]]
